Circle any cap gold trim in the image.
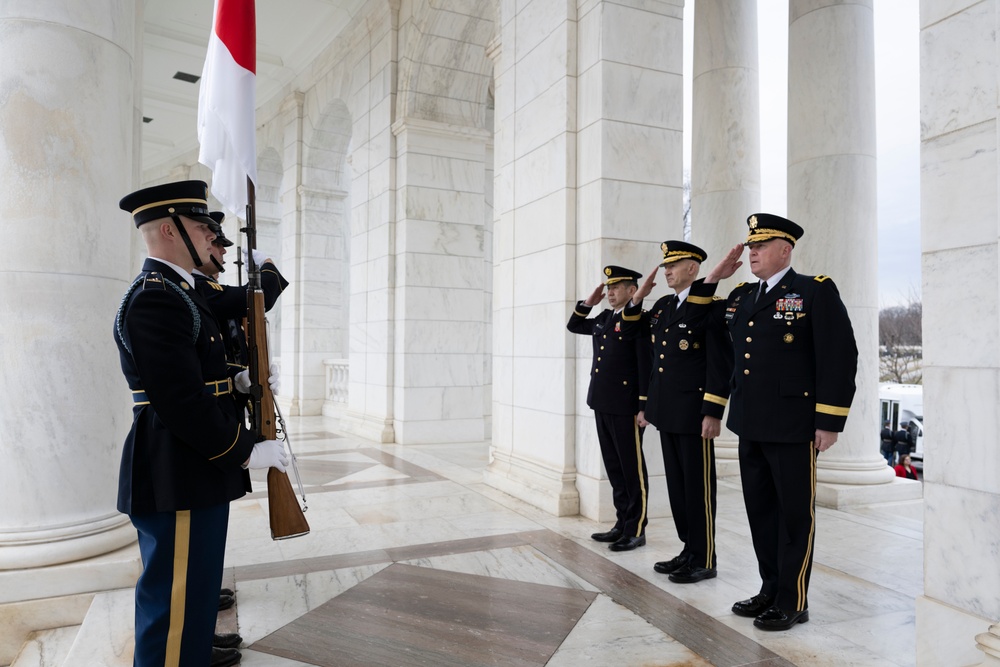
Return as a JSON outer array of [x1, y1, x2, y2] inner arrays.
[[131, 197, 209, 216]]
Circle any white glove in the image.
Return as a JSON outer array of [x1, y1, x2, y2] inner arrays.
[[234, 369, 251, 394], [247, 439, 289, 472], [241, 248, 270, 268], [267, 363, 280, 396], [234, 365, 279, 395]]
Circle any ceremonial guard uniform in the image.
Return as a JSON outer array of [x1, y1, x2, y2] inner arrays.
[[568, 266, 651, 551], [194, 213, 288, 369], [115, 181, 283, 667], [643, 241, 732, 583], [723, 213, 858, 631]]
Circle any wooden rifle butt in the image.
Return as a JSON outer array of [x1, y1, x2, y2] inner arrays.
[[267, 467, 310, 540]]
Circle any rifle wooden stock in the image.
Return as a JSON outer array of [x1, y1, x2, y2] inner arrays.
[[249, 290, 310, 540]]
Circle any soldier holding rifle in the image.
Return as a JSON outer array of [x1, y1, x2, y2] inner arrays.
[[115, 180, 287, 667]]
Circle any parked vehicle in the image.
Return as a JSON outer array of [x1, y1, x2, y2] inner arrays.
[[879, 383, 924, 462]]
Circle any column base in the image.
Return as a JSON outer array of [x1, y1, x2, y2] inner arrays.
[[816, 477, 922, 509], [483, 450, 579, 517], [338, 409, 395, 443], [0, 514, 136, 571], [916, 595, 993, 667]]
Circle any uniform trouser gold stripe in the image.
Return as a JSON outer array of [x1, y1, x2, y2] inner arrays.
[[795, 445, 818, 611], [701, 437, 715, 568], [633, 417, 647, 537], [165, 511, 191, 667]]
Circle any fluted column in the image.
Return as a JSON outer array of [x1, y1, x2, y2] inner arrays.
[[0, 1, 139, 569], [690, 0, 761, 473], [786, 0, 895, 502]]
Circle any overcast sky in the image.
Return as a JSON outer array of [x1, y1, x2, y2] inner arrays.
[[683, 1, 921, 307]]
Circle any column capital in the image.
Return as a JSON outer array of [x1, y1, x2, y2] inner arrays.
[[391, 116, 491, 142]]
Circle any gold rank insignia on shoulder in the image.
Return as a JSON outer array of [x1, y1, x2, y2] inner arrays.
[[210, 282, 224, 291], [814, 275, 831, 282], [735, 282, 747, 288]]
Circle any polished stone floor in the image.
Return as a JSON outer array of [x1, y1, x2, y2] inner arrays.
[[217, 416, 922, 667]]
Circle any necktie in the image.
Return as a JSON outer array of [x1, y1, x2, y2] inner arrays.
[[755, 281, 767, 303]]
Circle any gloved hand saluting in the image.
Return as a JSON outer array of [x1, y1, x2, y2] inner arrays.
[[234, 364, 281, 396], [241, 247, 271, 268], [246, 439, 289, 472]]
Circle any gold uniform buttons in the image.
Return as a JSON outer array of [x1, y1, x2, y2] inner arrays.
[[746, 337, 752, 343], [748, 321, 754, 327], [744, 353, 750, 359], [659, 354, 665, 359], [804, 391, 809, 397], [658, 368, 664, 373], [662, 341, 667, 346], [744, 369, 750, 375], [600, 346, 605, 350], [623, 380, 628, 386], [210, 336, 215, 342], [602, 335, 607, 339], [597, 357, 602, 361]]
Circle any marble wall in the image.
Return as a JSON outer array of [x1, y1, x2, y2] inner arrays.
[[918, 1, 1000, 664]]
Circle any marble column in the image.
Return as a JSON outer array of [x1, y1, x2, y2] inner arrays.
[[485, 0, 684, 519], [786, 0, 895, 505], [918, 1, 1000, 664], [277, 184, 349, 417], [0, 1, 138, 569], [389, 117, 489, 443], [689, 0, 761, 474]]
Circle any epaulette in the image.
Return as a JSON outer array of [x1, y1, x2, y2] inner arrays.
[[814, 275, 831, 283], [735, 282, 747, 288], [712, 295, 723, 301], [142, 272, 166, 289], [208, 281, 224, 291]]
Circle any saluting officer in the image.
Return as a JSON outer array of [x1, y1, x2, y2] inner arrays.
[[115, 180, 288, 667], [568, 266, 651, 552], [705, 213, 858, 631], [633, 241, 732, 584]]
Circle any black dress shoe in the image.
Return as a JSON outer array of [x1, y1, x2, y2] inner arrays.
[[210, 646, 242, 667], [213, 632, 243, 649], [218, 593, 236, 611], [668, 565, 717, 584], [220, 587, 235, 597], [731, 593, 774, 618], [608, 535, 646, 552], [753, 606, 809, 631], [591, 527, 624, 543], [653, 554, 689, 574]]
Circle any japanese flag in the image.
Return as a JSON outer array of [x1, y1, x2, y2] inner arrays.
[[197, 0, 257, 214]]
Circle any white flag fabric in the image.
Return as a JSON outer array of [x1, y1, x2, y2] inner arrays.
[[197, 0, 257, 215]]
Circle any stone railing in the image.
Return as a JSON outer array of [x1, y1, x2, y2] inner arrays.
[[323, 358, 349, 416]]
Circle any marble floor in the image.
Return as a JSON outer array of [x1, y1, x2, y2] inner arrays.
[[210, 415, 923, 667]]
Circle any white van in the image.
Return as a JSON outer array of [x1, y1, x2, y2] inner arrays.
[[878, 383, 924, 462]]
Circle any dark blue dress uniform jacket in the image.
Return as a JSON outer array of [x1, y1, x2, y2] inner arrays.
[[193, 262, 288, 367], [114, 259, 257, 515], [644, 279, 733, 434], [567, 300, 651, 416], [724, 269, 858, 442]]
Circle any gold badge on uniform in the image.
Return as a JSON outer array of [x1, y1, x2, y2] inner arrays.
[[604, 267, 612, 277], [783, 333, 794, 343], [679, 339, 689, 350], [180, 281, 190, 290]]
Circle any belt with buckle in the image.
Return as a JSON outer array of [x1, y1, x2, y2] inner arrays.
[[132, 378, 233, 404]]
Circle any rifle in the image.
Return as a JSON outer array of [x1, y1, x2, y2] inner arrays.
[[244, 176, 310, 540]]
